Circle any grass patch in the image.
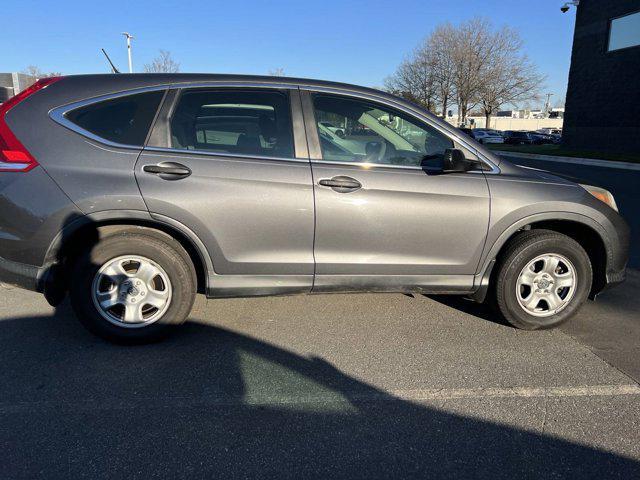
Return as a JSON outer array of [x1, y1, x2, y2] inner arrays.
[[486, 144, 640, 163]]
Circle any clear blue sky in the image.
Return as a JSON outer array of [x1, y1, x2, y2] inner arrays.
[[1, 0, 576, 108]]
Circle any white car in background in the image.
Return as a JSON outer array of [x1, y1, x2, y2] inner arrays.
[[471, 129, 504, 144], [319, 121, 346, 138]]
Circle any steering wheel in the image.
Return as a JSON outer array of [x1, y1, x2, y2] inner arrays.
[[376, 141, 387, 163], [364, 140, 387, 163]]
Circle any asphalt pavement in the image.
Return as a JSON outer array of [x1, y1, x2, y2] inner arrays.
[[1, 270, 639, 478]]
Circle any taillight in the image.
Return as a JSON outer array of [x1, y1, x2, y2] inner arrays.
[[0, 76, 62, 172]]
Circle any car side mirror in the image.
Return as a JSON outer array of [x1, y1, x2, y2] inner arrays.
[[443, 148, 475, 173]]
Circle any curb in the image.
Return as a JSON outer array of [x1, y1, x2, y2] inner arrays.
[[496, 151, 640, 171]]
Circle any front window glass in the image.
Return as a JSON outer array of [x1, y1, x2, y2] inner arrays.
[[170, 89, 294, 158], [312, 94, 453, 167]]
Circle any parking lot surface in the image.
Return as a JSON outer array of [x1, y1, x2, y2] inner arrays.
[[1, 268, 639, 478]]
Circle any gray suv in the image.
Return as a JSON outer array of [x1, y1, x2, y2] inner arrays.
[[0, 74, 629, 343]]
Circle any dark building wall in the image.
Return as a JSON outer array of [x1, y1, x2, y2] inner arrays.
[[563, 0, 640, 154]]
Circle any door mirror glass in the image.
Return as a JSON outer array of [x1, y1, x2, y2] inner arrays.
[[443, 148, 475, 173]]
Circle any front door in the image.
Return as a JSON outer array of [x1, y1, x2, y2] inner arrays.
[[136, 86, 315, 296], [302, 91, 490, 292]]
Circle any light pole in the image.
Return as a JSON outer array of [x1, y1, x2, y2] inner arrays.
[[544, 92, 554, 115], [122, 32, 134, 73]]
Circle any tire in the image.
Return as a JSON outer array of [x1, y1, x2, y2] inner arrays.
[[493, 230, 592, 330], [69, 227, 197, 343]]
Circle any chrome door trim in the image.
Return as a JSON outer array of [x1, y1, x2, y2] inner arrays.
[[142, 146, 312, 165], [49, 82, 305, 154]]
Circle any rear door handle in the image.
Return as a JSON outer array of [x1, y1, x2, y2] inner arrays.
[[143, 162, 192, 180], [318, 176, 362, 193]]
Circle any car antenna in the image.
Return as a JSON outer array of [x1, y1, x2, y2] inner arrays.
[[101, 48, 121, 74]]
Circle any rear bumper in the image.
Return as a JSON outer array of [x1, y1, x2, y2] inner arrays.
[[0, 256, 46, 292]]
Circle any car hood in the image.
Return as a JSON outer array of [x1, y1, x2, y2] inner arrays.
[[497, 160, 580, 187]]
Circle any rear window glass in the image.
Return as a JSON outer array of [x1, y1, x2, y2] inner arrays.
[[65, 91, 164, 146], [170, 89, 294, 158]]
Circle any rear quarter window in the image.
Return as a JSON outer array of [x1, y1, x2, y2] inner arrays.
[[65, 90, 165, 146]]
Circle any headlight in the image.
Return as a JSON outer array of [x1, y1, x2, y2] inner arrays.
[[580, 184, 618, 212]]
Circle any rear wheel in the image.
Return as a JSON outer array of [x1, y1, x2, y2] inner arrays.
[[494, 230, 592, 330], [69, 227, 196, 343]]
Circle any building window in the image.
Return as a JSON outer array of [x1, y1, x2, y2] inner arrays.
[[608, 11, 640, 52]]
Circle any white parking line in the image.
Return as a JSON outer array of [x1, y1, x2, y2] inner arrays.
[[389, 384, 640, 402], [2, 384, 638, 412]]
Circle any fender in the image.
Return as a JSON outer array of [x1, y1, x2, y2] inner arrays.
[[42, 209, 215, 299], [471, 211, 611, 302]]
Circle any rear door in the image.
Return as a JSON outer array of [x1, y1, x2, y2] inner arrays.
[[136, 85, 315, 296], [301, 90, 491, 292]]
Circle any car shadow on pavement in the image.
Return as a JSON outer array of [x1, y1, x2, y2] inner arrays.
[[426, 294, 513, 327], [1, 302, 639, 479]]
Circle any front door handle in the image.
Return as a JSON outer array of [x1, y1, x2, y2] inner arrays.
[[143, 162, 192, 180], [318, 176, 362, 193]]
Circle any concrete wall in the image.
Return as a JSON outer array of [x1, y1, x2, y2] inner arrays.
[[445, 117, 563, 131], [563, 0, 640, 154]]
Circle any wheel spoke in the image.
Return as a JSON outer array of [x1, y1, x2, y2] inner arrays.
[[546, 292, 562, 311], [97, 289, 120, 309], [136, 261, 162, 286], [523, 293, 541, 311], [101, 260, 130, 283], [144, 289, 169, 309], [555, 274, 574, 289], [543, 256, 560, 275], [519, 268, 537, 286], [122, 303, 142, 323]]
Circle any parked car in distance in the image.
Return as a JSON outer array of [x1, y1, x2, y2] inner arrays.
[[458, 128, 503, 144], [503, 130, 536, 145], [530, 132, 561, 145], [536, 129, 562, 144], [0, 74, 629, 343], [319, 121, 345, 138], [470, 130, 504, 144], [537, 128, 563, 136]]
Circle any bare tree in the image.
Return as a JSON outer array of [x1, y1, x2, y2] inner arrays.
[[477, 26, 545, 128], [450, 18, 498, 125], [385, 51, 438, 112], [144, 50, 180, 73], [22, 66, 63, 79], [385, 17, 543, 126], [426, 24, 456, 118], [268, 68, 286, 77]]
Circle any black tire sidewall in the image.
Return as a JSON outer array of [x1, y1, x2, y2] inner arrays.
[[496, 235, 592, 330], [70, 231, 196, 343]]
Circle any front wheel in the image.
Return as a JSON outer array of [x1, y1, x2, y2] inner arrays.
[[69, 227, 197, 343], [494, 230, 592, 330]]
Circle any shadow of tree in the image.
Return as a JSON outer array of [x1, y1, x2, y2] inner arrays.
[[0, 302, 638, 479]]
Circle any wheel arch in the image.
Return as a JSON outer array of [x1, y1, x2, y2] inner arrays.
[[473, 212, 610, 302], [42, 210, 212, 304]]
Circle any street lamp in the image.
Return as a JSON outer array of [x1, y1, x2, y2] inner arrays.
[[122, 32, 134, 73]]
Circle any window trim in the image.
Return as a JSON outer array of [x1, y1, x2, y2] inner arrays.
[[299, 87, 499, 174], [50, 82, 309, 163], [607, 9, 640, 53], [49, 85, 170, 150]]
